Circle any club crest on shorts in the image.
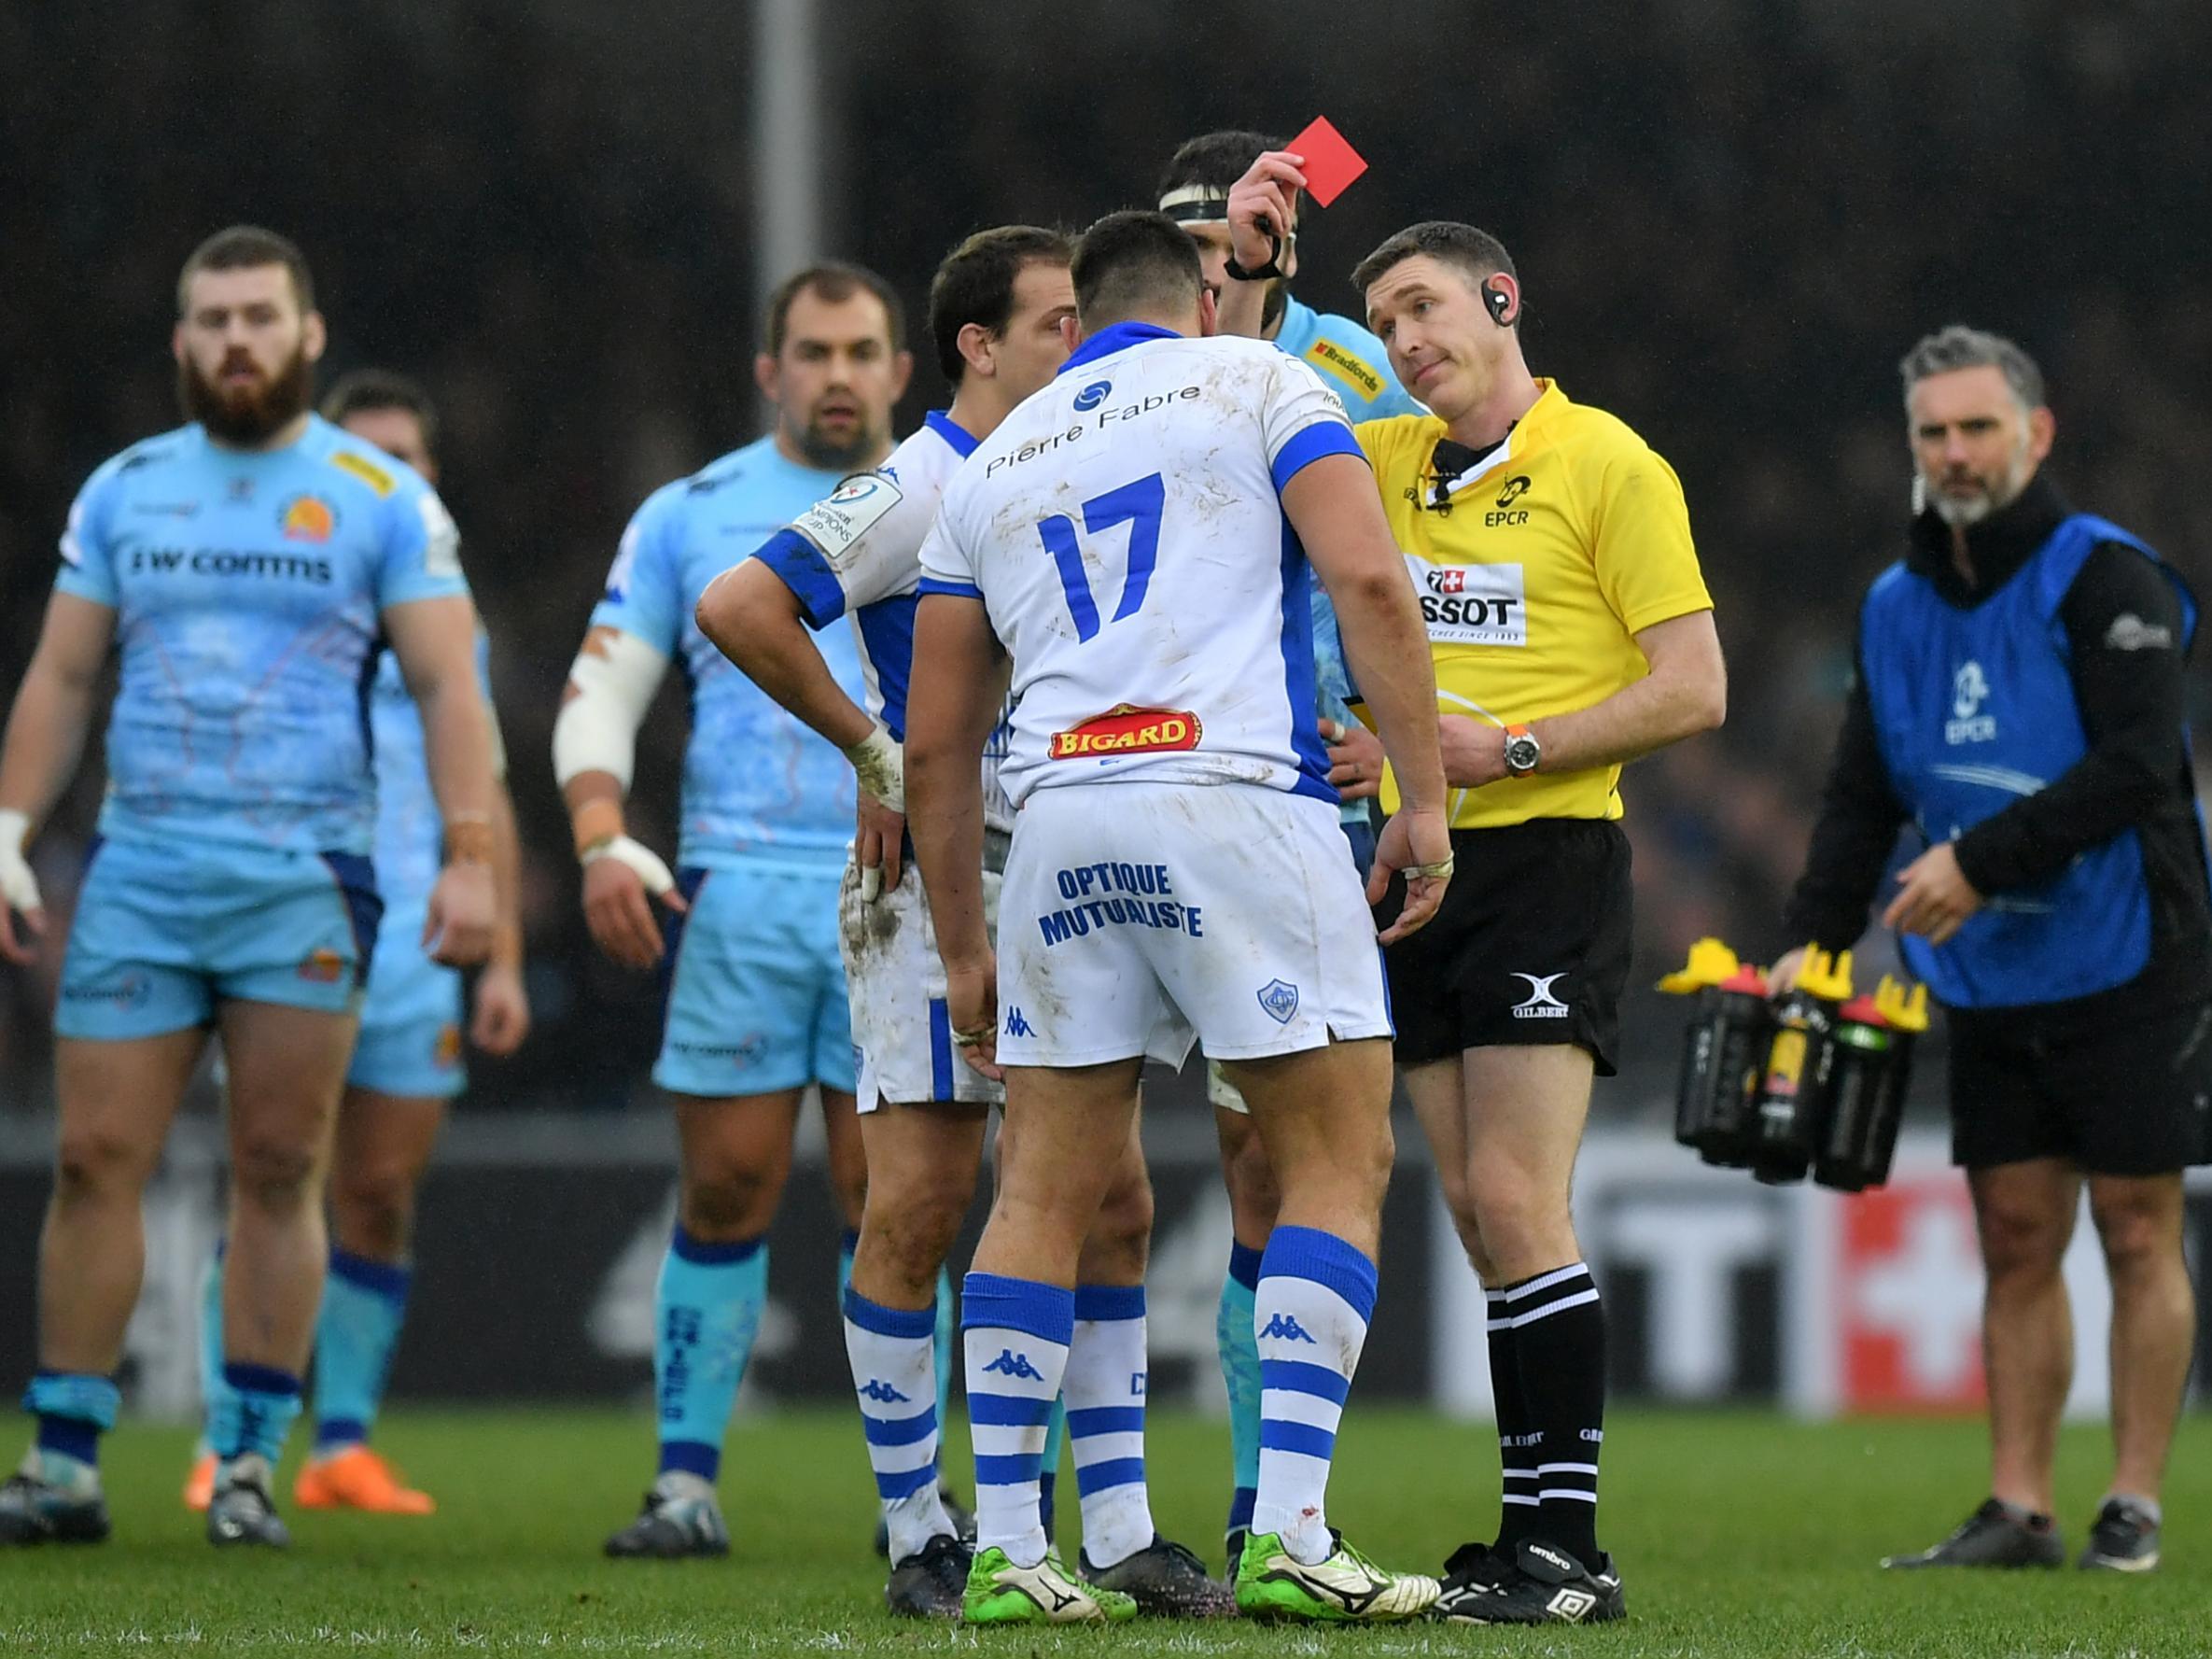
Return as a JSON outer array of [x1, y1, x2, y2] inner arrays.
[[1256, 978, 1300, 1024]]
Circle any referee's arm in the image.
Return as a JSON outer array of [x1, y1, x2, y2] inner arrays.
[[1471, 611, 1725, 782]]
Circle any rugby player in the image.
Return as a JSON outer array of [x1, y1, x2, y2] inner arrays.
[[185, 371, 531, 1518], [554, 264, 904, 1559], [1157, 128, 1421, 1575], [0, 227, 497, 1550], [699, 227, 1227, 1619], [904, 209, 1452, 1624]]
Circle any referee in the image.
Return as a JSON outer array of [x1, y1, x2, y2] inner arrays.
[[1224, 181, 1726, 1623], [1780, 326, 2208, 1575]]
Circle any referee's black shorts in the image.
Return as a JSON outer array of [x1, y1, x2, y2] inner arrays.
[[1948, 999, 2212, 1174], [1379, 817, 1632, 1076]]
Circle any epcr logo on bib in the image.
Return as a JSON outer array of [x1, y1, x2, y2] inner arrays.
[[1946, 660, 1996, 744]]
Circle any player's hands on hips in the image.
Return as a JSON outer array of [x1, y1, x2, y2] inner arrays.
[[1370, 807, 1453, 943], [581, 836, 688, 970], [945, 949, 1002, 1082], [1437, 715, 1508, 789], [1323, 718, 1386, 801], [425, 860, 497, 967], [1882, 842, 1981, 946], [470, 960, 532, 1056], [1225, 150, 1307, 271], [0, 808, 47, 967], [854, 791, 904, 903]]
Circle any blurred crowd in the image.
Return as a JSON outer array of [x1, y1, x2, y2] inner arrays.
[[4, 0, 2208, 1113]]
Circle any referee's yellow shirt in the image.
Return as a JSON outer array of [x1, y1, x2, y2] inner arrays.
[[1356, 380, 1712, 829]]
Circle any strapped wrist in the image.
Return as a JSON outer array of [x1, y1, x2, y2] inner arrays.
[[570, 797, 624, 858]]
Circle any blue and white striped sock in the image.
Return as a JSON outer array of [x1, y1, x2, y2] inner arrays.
[[962, 1272, 1071, 1568], [844, 1286, 955, 1562], [1065, 1285, 1153, 1569], [1253, 1225, 1377, 1565]]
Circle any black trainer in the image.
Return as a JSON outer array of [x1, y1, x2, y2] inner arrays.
[[1449, 1539, 1624, 1625], [872, 1483, 973, 1557], [885, 1531, 970, 1617], [2079, 1498, 2160, 1573], [1082, 1535, 1237, 1617], [604, 1474, 730, 1559], [0, 1469, 110, 1546], [1882, 1498, 2064, 1569], [205, 1461, 290, 1549], [1431, 1539, 1518, 1621]]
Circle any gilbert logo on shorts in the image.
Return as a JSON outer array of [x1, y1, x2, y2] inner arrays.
[[1049, 704, 1203, 759], [1510, 972, 1571, 1019]]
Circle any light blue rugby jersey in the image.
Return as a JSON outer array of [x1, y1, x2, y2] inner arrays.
[[53, 415, 469, 857], [591, 435, 864, 871], [1273, 297, 1422, 807], [367, 631, 497, 906]]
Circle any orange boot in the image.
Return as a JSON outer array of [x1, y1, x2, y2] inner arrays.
[[292, 1444, 435, 1515], [182, 1452, 217, 1512]]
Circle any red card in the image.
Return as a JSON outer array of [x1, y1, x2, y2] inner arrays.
[[1286, 116, 1367, 208]]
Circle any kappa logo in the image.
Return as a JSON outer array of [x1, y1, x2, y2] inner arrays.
[[1073, 380, 1113, 412], [1256, 978, 1300, 1025], [1946, 660, 1996, 744], [1003, 1006, 1036, 1038], [982, 1348, 1044, 1381], [857, 1378, 911, 1404], [1259, 1313, 1317, 1343], [1510, 972, 1572, 1019]]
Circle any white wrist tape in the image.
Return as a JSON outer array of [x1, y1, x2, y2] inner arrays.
[[843, 723, 904, 812], [553, 629, 669, 791], [580, 834, 676, 897], [0, 808, 40, 915]]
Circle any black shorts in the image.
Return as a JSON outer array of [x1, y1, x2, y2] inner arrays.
[[1948, 999, 2212, 1174], [1379, 818, 1632, 1075]]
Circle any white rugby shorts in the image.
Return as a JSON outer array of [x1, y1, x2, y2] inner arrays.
[[840, 859, 1003, 1112], [995, 781, 1391, 1070]]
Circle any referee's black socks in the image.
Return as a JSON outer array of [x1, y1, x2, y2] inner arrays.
[[1493, 1261, 1606, 1568]]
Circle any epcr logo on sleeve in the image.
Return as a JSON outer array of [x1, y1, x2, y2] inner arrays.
[[1409, 555, 1526, 646], [791, 471, 903, 562]]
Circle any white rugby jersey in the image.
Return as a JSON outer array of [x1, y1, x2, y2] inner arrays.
[[753, 411, 1015, 828], [917, 323, 1361, 811]]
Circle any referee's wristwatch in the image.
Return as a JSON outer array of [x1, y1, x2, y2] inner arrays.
[[1503, 724, 1542, 778]]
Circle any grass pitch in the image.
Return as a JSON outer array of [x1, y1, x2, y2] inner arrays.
[[3, 1406, 2205, 1655]]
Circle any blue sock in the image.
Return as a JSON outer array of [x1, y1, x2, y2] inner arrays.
[[210, 1363, 303, 1464], [24, 1371, 120, 1469], [314, 1248, 411, 1453], [933, 1266, 957, 1430], [198, 1243, 234, 1453], [1040, 1396, 1066, 1539], [654, 1226, 768, 1482], [963, 1272, 1071, 1567], [1219, 1240, 1263, 1539]]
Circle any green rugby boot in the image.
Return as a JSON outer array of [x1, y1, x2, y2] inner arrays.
[[963, 1543, 1138, 1624], [1234, 1528, 1440, 1623]]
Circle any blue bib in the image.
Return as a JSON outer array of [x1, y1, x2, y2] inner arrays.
[[1859, 513, 2194, 1008]]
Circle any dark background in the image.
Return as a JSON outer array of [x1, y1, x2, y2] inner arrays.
[[5, 0, 2210, 1119]]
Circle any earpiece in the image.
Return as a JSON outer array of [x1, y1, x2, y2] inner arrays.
[[1481, 277, 1516, 328]]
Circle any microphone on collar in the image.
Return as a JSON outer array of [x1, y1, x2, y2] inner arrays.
[[1427, 440, 1484, 512]]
